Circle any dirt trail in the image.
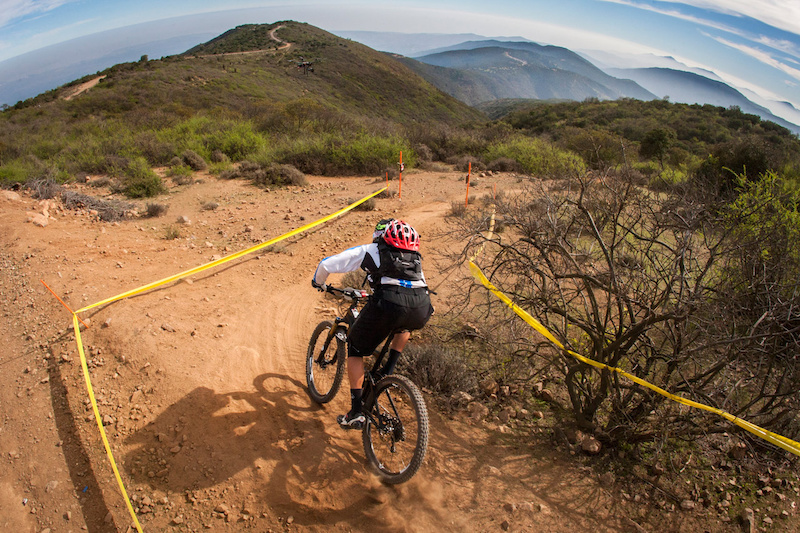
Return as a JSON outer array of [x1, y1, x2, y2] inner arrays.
[[0, 173, 760, 532], [63, 75, 106, 100]]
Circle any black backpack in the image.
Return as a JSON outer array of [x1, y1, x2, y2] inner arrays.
[[376, 240, 423, 282]]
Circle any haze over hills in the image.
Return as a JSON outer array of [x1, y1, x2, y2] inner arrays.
[[333, 31, 530, 58], [0, 17, 223, 108], [2, 20, 799, 136], [605, 67, 800, 134], [0, 21, 483, 167], [399, 40, 655, 105]]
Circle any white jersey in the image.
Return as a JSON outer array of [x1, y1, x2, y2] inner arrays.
[[313, 243, 427, 289]]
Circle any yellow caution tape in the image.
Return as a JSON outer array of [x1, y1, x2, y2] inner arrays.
[[76, 187, 386, 313], [73, 313, 144, 532], [50, 188, 385, 531], [468, 260, 800, 457]]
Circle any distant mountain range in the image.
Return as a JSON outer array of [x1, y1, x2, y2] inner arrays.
[[605, 67, 800, 134], [2, 23, 799, 134], [398, 40, 655, 105]]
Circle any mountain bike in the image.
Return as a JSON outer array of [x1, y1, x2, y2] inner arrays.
[[305, 285, 429, 484]]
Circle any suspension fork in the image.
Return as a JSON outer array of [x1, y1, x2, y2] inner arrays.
[[317, 316, 350, 362]]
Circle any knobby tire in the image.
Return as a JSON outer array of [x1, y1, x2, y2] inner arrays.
[[362, 374, 429, 484], [305, 320, 346, 404]]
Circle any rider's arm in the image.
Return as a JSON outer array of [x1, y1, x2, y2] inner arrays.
[[312, 244, 373, 286]]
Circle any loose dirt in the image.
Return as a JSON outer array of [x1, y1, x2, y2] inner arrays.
[[0, 171, 793, 532]]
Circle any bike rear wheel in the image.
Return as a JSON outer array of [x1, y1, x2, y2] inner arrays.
[[305, 320, 346, 404], [362, 374, 429, 484]]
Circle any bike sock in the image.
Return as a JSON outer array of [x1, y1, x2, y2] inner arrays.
[[350, 388, 363, 414], [379, 349, 402, 376]]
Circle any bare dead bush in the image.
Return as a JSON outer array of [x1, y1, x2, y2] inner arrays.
[[181, 150, 207, 171], [210, 150, 229, 163], [353, 198, 376, 211], [61, 191, 131, 221], [446, 168, 800, 452], [487, 157, 521, 173], [145, 202, 169, 218], [397, 343, 478, 397], [27, 177, 61, 199]]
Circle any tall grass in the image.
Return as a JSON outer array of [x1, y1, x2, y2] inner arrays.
[[484, 135, 585, 177]]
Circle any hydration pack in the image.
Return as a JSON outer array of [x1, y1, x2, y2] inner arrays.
[[376, 240, 423, 283]]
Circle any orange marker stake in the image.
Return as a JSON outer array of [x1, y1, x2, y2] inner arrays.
[[40, 279, 90, 329], [386, 171, 389, 190], [398, 151, 403, 200]]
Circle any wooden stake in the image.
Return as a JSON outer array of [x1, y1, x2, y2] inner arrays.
[[465, 162, 471, 207], [398, 151, 403, 199]]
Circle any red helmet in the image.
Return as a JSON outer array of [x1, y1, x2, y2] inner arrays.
[[383, 219, 420, 251]]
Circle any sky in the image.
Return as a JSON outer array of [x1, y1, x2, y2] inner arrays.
[[1, 0, 799, 124]]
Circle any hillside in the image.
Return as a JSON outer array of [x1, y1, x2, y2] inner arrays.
[[3, 18, 800, 533], [396, 41, 655, 105], [3, 21, 481, 127], [7, 165, 798, 533], [607, 67, 800, 135], [0, 21, 487, 187]]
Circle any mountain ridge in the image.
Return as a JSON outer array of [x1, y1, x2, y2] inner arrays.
[[398, 41, 655, 106], [607, 66, 800, 134]]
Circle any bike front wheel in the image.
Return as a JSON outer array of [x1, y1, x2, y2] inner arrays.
[[305, 321, 346, 404], [362, 374, 429, 484]]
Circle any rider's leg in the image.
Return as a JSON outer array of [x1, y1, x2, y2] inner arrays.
[[339, 354, 365, 428], [378, 331, 410, 376], [347, 355, 365, 391], [389, 331, 411, 351]]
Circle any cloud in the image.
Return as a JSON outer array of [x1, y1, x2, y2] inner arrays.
[[667, 1, 800, 36], [0, 0, 75, 28], [600, 0, 800, 38], [599, 0, 745, 35], [753, 36, 800, 58], [713, 35, 800, 82]]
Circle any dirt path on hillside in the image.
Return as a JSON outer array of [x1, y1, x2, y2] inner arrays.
[[192, 23, 292, 60], [0, 172, 765, 533], [63, 75, 107, 100]]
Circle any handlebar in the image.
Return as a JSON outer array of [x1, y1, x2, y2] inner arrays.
[[323, 285, 369, 301]]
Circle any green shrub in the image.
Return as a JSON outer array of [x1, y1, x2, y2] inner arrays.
[[164, 224, 181, 240], [205, 122, 264, 160], [181, 150, 207, 171], [0, 161, 31, 185], [209, 161, 233, 175], [168, 164, 193, 179], [120, 158, 165, 198], [271, 133, 412, 176], [485, 136, 583, 177]]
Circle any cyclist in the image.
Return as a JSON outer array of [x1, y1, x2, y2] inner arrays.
[[312, 219, 433, 429]]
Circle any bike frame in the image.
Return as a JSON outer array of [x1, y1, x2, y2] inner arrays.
[[317, 286, 396, 409]]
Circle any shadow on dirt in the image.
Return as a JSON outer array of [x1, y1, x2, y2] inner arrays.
[[122, 373, 356, 493], [47, 338, 119, 533]]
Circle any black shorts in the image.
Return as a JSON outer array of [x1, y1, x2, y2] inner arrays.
[[348, 286, 433, 358]]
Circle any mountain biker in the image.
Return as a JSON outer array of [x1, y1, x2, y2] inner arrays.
[[312, 219, 433, 429]]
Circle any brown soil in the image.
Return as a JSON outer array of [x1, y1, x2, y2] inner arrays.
[[0, 171, 795, 532], [63, 76, 106, 101]]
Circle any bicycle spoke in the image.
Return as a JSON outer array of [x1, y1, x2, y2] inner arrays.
[[362, 375, 428, 483], [305, 321, 346, 403]]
